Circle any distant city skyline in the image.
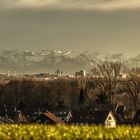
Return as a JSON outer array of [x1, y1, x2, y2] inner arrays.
[[0, 0, 140, 56]]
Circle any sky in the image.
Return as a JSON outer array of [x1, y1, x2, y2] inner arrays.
[[0, 0, 140, 55]]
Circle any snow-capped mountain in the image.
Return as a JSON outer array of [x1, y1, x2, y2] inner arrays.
[[0, 49, 139, 74]]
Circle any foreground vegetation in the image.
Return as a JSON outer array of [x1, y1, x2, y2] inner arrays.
[[0, 125, 140, 140]]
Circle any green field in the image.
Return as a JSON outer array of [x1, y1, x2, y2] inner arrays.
[[0, 125, 139, 140]]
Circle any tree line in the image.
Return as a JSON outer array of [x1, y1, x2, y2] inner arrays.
[[0, 61, 140, 116]]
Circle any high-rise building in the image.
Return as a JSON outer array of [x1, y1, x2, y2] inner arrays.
[[75, 70, 86, 77]]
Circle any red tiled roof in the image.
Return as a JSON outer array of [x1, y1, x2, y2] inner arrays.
[[44, 112, 62, 124]]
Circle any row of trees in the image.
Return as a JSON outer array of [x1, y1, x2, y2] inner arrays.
[[92, 62, 140, 111], [0, 61, 140, 115], [0, 79, 79, 110]]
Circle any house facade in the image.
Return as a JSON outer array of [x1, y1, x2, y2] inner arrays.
[[104, 111, 116, 127], [70, 110, 117, 127]]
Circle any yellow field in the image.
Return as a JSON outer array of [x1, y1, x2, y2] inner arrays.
[[0, 125, 139, 140]]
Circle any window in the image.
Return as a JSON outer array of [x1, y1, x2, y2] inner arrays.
[[108, 116, 112, 120], [108, 123, 111, 126]]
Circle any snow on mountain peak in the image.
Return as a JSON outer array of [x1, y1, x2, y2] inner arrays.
[[0, 49, 139, 74]]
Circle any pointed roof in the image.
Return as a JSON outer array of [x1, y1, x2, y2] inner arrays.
[[116, 105, 126, 114], [70, 110, 91, 123], [43, 112, 62, 124], [0, 116, 14, 124], [89, 110, 116, 124], [70, 109, 116, 124], [89, 110, 109, 124], [133, 109, 140, 123], [33, 111, 62, 124]]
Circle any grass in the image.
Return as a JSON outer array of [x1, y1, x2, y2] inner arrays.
[[0, 125, 139, 140]]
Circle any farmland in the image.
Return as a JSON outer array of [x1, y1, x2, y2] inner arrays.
[[0, 125, 140, 140]]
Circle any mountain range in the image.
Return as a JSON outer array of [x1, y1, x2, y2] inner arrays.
[[0, 49, 139, 74]]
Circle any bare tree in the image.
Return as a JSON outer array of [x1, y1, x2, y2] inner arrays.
[[95, 87, 109, 104], [126, 75, 140, 111], [130, 67, 140, 76], [93, 61, 122, 104]]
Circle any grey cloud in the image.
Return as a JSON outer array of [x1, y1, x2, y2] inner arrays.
[[1, 0, 140, 10]]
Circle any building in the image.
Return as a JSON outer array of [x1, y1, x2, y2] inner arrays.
[[55, 69, 63, 77], [17, 112, 27, 123], [54, 111, 72, 123], [115, 105, 129, 122], [70, 110, 91, 125], [33, 112, 62, 124], [132, 110, 140, 125], [75, 70, 86, 78], [89, 110, 117, 127], [0, 116, 14, 124], [70, 109, 117, 127]]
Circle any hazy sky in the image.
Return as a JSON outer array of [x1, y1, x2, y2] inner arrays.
[[0, 0, 140, 55]]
